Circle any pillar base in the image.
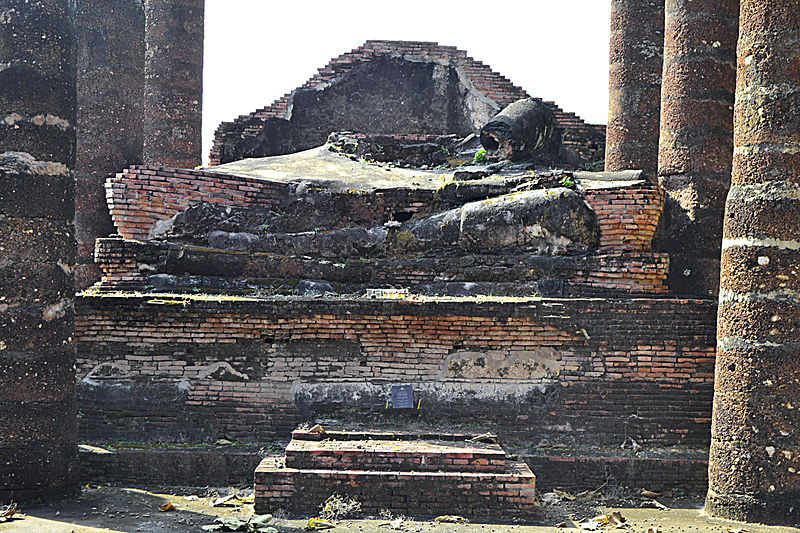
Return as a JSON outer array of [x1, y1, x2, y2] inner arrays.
[[705, 489, 800, 526]]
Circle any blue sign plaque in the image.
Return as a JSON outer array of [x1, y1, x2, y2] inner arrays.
[[390, 384, 414, 409]]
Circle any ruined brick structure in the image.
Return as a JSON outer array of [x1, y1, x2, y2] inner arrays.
[[209, 40, 606, 167], [255, 428, 536, 517], [143, 0, 204, 168], [0, 0, 78, 500], [2, 0, 800, 525], [605, 0, 664, 176], [75, 0, 145, 289], [657, 0, 739, 298], [706, 0, 800, 524], [76, 296, 715, 448]]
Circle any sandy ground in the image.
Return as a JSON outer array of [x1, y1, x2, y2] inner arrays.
[[1, 485, 798, 533]]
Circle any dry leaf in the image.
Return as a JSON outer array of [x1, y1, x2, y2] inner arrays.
[[305, 517, 335, 530], [553, 489, 576, 500], [159, 502, 174, 512], [433, 515, 466, 523]]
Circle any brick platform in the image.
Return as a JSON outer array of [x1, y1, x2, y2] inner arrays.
[[254, 429, 535, 517]]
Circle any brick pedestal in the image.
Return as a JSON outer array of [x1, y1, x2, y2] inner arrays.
[[255, 430, 535, 518]]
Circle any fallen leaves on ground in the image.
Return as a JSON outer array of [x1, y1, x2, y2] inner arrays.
[[211, 493, 255, 507], [0, 505, 19, 523], [540, 492, 562, 505], [378, 518, 404, 529], [468, 433, 498, 444], [159, 502, 174, 512], [640, 498, 670, 511], [305, 517, 336, 530], [577, 511, 626, 530], [553, 489, 576, 501], [202, 514, 277, 532], [433, 515, 467, 523]]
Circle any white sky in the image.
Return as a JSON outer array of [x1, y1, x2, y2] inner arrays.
[[202, 0, 612, 164]]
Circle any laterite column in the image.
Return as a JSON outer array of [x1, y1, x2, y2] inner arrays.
[[706, 1, 800, 525], [143, 0, 204, 168], [75, 0, 145, 289], [605, 0, 664, 176], [0, 0, 78, 500], [657, 0, 739, 297]]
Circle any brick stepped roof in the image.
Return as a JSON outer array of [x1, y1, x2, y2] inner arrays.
[[210, 40, 605, 164]]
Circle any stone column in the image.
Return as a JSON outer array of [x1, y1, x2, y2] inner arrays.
[[605, 0, 664, 176], [143, 0, 204, 168], [706, 1, 800, 525], [0, 0, 78, 500], [75, 0, 145, 289], [657, 0, 739, 297]]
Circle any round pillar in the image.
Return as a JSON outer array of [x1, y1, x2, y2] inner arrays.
[[657, 0, 739, 297], [706, 1, 800, 525], [605, 0, 665, 176], [143, 0, 204, 168], [0, 0, 78, 501], [75, 0, 145, 289]]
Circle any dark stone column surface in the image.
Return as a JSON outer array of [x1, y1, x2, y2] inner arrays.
[[75, 0, 145, 289], [605, 0, 664, 176], [0, 0, 79, 501], [656, 0, 738, 298], [706, 0, 800, 526], [143, 0, 204, 168]]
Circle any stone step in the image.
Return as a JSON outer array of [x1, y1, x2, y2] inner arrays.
[[254, 456, 535, 518], [284, 438, 506, 473]]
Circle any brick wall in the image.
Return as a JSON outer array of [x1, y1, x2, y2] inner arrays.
[[584, 185, 664, 252], [524, 453, 709, 493], [105, 166, 287, 240], [105, 165, 663, 255], [209, 40, 605, 166], [75, 296, 716, 447], [92, 236, 670, 296]]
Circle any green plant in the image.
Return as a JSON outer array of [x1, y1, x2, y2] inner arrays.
[[560, 175, 575, 188], [583, 160, 604, 172], [473, 148, 487, 164]]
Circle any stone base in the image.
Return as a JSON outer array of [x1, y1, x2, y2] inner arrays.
[[705, 490, 800, 527]]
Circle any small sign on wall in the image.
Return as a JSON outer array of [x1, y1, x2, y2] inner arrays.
[[388, 384, 419, 410]]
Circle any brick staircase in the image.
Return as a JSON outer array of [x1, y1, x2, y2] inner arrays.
[[254, 428, 536, 518]]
